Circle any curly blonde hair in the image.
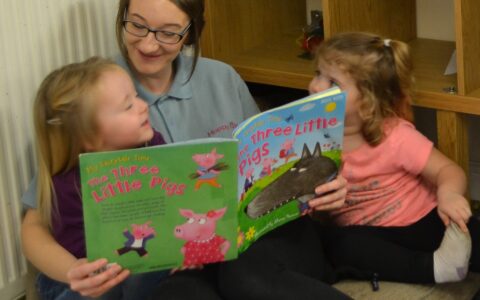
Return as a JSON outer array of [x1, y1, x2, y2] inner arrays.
[[315, 32, 414, 145]]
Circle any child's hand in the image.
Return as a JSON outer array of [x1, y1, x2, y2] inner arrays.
[[308, 174, 347, 211], [437, 191, 472, 233], [66, 258, 130, 298]]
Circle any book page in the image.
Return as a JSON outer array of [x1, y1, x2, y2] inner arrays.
[[80, 139, 238, 273], [233, 87, 346, 252]]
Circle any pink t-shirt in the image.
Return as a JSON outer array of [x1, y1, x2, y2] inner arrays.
[[330, 119, 437, 226]]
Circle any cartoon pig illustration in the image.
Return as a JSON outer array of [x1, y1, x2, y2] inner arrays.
[[116, 221, 156, 257], [279, 139, 297, 163], [190, 148, 227, 191], [174, 207, 230, 267], [259, 157, 278, 178]]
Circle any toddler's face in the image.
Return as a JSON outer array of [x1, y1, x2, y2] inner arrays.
[[93, 68, 153, 151], [308, 62, 362, 126]]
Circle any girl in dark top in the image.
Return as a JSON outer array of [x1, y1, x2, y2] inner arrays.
[[21, 56, 168, 299]]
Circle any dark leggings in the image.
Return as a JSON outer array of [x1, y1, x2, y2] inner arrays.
[[218, 217, 351, 300], [320, 209, 480, 284], [148, 264, 222, 300]]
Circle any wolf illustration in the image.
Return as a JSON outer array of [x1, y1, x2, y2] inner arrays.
[[246, 142, 338, 219]]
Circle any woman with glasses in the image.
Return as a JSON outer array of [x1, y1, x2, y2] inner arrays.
[[21, 0, 258, 299], [115, 0, 259, 298], [113, 2, 346, 298], [114, 0, 259, 143]]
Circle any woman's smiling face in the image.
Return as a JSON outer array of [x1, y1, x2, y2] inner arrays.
[[124, 0, 191, 78]]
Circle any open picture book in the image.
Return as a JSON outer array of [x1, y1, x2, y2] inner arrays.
[[80, 87, 346, 273]]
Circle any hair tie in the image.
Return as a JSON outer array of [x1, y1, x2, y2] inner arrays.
[[47, 118, 62, 125], [384, 39, 391, 47]]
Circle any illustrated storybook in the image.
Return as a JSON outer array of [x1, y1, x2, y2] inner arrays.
[[80, 139, 239, 274], [80, 86, 346, 273], [234, 86, 345, 252]]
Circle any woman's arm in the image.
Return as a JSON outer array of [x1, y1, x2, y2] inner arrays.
[[21, 209, 130, 297], [421, 147, 472, 232]]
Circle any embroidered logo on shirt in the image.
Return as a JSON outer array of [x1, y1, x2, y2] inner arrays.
[[207, 122, 238, 137]]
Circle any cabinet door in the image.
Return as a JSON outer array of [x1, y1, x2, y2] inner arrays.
[[202, 0, 310, 88], [323, 0, 416, 41], [455, 0, 480, 96]]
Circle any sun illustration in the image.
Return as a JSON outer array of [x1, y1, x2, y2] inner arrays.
[[325, 102, 337, 112]]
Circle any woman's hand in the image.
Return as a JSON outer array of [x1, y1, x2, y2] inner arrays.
[[308, 174, 347, 211], [67, 258, 130, 298], [437, 190, 471, 233]]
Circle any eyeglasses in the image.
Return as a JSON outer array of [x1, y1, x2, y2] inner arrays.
[[123, 20, 191, 44]]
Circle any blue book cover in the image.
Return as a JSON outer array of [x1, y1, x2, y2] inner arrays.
[[233, 87, 346, 252]]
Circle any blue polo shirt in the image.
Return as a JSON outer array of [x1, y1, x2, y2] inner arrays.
[[116, 53, 259, 143], [23, 54, 259, 207]]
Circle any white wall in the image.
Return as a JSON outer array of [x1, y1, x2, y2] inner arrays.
[[416, 0, 455, 41]]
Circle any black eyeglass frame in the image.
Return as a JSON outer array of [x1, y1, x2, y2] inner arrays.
[[122, 11, 191, 45]]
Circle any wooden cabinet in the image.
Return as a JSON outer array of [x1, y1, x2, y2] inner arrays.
[[202, 0, 311, 88], [202, 0, 480, 176]]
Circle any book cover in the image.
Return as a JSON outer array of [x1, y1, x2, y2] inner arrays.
[[234, 87, 346, 252], [80, 139, 239, 274], [80, 87, 346, 272]]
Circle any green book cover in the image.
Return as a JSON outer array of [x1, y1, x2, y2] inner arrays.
[[80, 139, 238, 274]]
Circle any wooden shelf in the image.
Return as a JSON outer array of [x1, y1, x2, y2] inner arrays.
[[409, 38, 456, 94], [217, 37, 462, 110], [203, 0, 480, 98], [469, 88, 480, 98], [224, 35, 480, 118], [415, 91, 480, 115], [220, 32, 313, 89], [201, 0, 480, 197]]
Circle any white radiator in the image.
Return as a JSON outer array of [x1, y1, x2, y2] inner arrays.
[[0, 1, 118, 298]]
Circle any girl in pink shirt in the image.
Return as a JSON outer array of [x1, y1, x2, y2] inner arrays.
[[308, 32, 479, 286]]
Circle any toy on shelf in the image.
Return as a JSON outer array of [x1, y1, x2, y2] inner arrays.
[[297, 10, 324, 60]]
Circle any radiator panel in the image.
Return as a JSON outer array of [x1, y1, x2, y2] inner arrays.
[[0, 1, 118, 298]]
